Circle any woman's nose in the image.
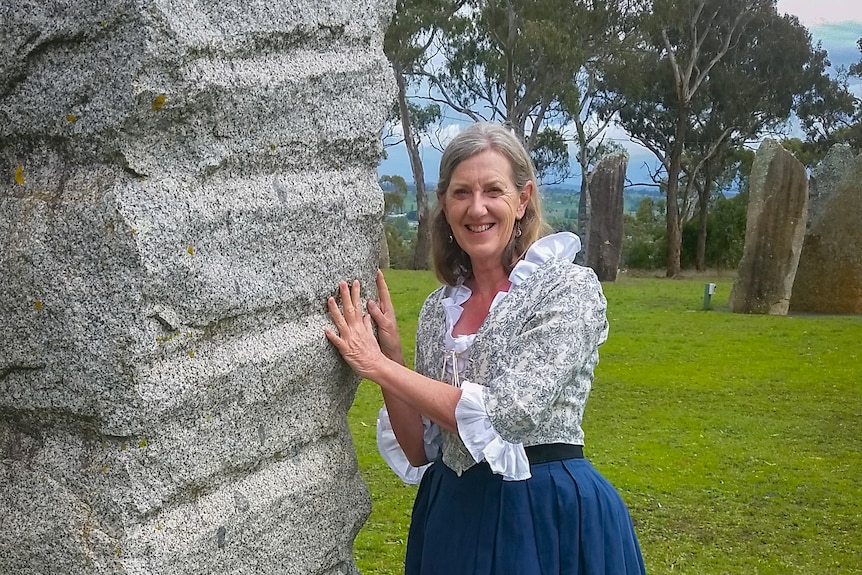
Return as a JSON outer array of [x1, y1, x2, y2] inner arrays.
[[467, 191, 486, 216]]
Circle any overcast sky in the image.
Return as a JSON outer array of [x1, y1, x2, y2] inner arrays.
[[777, 0, 861, 28], [779, 0, 862, 70], [380, 3, 862, 188]]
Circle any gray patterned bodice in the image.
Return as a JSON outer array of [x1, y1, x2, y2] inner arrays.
[[414, 258, 609, 475]]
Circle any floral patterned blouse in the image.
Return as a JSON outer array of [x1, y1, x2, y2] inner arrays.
[[376, 232, 609, 482]]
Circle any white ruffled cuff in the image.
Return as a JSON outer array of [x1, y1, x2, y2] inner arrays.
[[455, 381, 531, 481], [376, 407, 439, 485]]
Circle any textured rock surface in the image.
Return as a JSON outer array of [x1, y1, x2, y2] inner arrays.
[[0, 0, 393, 573], [805, 143, 855, 229], [586, 152, 627, 281], [790, 152, 862, 314], [729, 140, 808, 315]]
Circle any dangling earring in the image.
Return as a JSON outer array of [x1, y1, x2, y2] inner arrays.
[[448, 232, 454, 243], [514, 220, 522, 238]]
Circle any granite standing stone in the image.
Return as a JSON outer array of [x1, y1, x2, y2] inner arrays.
[[804, 143, 855, 230], [790, 152, 862, 314], [729, 139, 808, 315], [586, 152, 628, 281], [0, 0, 394, 573]]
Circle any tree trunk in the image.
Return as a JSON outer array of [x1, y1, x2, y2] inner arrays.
[[665, 124, 685, 277], [392, 61, 431, 270], [695, 162, 713, 271], [576, 168, 590, 266], [575, 115, 590, 266], [413, 192, 432, 269]]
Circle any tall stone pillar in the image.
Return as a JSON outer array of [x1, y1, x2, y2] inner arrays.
[[729, 140, 808, 315], [790, 149, 862, 314], [0, 1, 394, 573], [586, 151, 628, 281]]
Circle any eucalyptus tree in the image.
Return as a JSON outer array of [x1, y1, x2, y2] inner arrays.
[[423, 0, 638, 185], [605, 0, 831, 276], [852, 37, 862, 76], [383, 0, 462, 269], [796, 37, 862, 157], [843, 38, 862, 150], [569, 63, 633, 263], [380, 174, 409, 215], [682, 12, 830, 269]]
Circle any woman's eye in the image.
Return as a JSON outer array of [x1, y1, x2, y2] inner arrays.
[[451, 189, 469, 198], [485, 188, 504, 196]]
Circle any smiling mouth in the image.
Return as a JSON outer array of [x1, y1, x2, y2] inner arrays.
[[466, 224, 494, 233]]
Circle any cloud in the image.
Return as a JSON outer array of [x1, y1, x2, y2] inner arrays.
[[434, 123, 462, 147], [777, 0, 862, 27], [387, 122, 404, 139]]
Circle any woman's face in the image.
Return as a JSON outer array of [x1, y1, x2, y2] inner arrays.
[[441, 149, 533, 268]]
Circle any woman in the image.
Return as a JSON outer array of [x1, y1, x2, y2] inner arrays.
[[325, 122, 645, 575]]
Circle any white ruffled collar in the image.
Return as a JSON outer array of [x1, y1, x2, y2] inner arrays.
[[440, 232, 581, 349]]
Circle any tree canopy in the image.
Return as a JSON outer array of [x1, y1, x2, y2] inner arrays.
[[602, 0, 837, 275], [380, 0, 858, 273]]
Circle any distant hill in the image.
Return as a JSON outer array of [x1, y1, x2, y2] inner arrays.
[[542, 185, 663, 217], [380, 180, 664, 221]]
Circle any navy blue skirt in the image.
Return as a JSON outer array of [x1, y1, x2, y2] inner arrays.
[[405, 457, 646, 575]]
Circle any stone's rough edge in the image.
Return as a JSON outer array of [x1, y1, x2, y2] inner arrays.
[[0, 431, 370, 575], [120, 435, 370, 573], [0, 174, 383, 431], [1, 0, 394, 172]]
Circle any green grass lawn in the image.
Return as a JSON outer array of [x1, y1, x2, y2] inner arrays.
[[347, 269, 862, 575]]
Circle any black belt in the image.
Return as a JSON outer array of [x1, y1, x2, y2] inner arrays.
[[525, 443, 584, 464]]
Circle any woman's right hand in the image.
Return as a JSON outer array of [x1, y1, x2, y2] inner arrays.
[[367, 269, 405, 365]]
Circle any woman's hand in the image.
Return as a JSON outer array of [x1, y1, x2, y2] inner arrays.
[[367, 269, 405, 365], [325, 279, 387, 380]]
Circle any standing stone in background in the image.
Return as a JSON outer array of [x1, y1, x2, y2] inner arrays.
[[0, 1, 393, 574], [804, 143, 855, 230], [379, 233, 391, 269], [729, 140, 808, 315], [790, 152, 862, 314], [586, 151, 628, 281]]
